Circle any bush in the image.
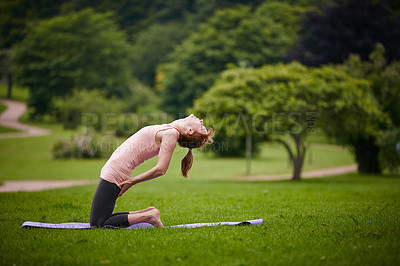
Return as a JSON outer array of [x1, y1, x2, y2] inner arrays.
[[52, 133, 118, 159], [53, 89, 123, 130], [378, 128, 400, 174]]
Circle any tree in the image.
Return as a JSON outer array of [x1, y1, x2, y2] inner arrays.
[[191, 62, 384, 180], [0, 49, 12, 99], [0, 0, 71, 98], [160, 2, 307, 115], [336, 44, 400, 173], [131, 22, 188, 87], [11, 9, 133, 118], [288, 0, 400, 66], [0, 0, 69, 49]]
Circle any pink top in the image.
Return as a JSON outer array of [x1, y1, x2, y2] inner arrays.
[[100, 124, 179, 187]]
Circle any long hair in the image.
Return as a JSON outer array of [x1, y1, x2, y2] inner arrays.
[[178, 128, 214, 178]]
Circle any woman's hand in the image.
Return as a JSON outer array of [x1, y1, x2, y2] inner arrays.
[[118, 179, 134, 197]]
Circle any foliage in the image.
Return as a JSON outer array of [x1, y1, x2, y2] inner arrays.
[[52, 133, 116, 159], [11, 9, 133, 118], [0, 49, 11, 78], [124, 81, 161, 114], [0, 0, 69, 49], [378, 128, 400, 174], [340, 44, 400, 127], [288, 0, 400, 66], [131, 22, 188, 87], [52, 85, 164, 137], [52, 90, 123, 130], [191, 62, 384, 179], [160, 1, 308, 115], [0, 49, 12, 98], [337, 44, 400, 173]]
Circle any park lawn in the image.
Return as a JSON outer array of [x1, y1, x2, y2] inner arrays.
[[0, 123, 354, 181], [0, 173, 399, 265]]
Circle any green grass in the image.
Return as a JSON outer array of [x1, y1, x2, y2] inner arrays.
[[0, 125, 20, 133], [0, 174, 399, 265]]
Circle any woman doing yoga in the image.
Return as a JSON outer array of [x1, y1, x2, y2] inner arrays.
[[90, 114, 213, 228]]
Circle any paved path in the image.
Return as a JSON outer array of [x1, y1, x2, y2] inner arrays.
[[0, 99, 50, 138], [0, 180, 97, 192], [240, 164, 357, 181]]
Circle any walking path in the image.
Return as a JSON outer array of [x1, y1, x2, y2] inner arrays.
[[0, 99, 358, 192], [0, 99, 50, 138], [240, 164, 357, 181], [0, 180, 97, 192]]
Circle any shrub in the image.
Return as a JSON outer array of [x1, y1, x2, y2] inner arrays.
[[52, 133, 118, 159], [53, 89, 123, 130], [378, 128, 400, 174]]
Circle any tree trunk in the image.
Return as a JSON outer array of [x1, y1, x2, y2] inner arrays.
[[291, 137, 306, 181], [353, 136, 381, 174], [292, 157, 302, 181], [245, 132, 252, 175], [7, 73, 12, 99], [274, 136, 306, 181]]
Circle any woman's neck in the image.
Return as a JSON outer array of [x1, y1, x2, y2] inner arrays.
[[169, 120, 186, 136]]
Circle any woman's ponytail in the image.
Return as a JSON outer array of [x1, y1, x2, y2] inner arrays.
[[181, 148, 193, 178], [178, 127, 213, 178]]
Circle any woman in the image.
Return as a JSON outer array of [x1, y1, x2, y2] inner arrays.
[[90, 114, 213, 228]]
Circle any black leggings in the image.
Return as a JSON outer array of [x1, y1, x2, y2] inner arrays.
[[90, 178, 130, 228]]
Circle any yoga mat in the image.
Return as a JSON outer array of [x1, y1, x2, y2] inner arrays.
[[21, 219, 263, 229]]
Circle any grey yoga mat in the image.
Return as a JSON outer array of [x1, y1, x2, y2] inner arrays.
[[21, 219, 263, 229]]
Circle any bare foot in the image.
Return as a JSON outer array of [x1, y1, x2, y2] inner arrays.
[[128, 207, 164, 228], [148, 208, 164, 228]]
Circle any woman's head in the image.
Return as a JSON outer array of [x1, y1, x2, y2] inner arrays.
[[176, 114, 214, 177]]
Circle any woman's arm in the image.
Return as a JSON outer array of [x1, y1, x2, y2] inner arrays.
[[118, 131, 178, 197]]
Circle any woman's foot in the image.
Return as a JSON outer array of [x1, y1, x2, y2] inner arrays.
[[128, 207, 164, 228], [147, 208, 164, 227]]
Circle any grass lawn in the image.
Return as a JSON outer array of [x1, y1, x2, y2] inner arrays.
[[0, 125, 20, 133], [0, 174, 399, 265]]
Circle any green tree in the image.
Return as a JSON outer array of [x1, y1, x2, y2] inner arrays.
[[0, 49, 12, 99], [191, 62, 384, 180], [11, 9, 133, 118], [160, 2, 307, 115], [0, 0, 71, 98], [337, 44, 400, 173], [288, 0, 400, 66], [0, 0, 69, 49], [131, 22, 188, 87]]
